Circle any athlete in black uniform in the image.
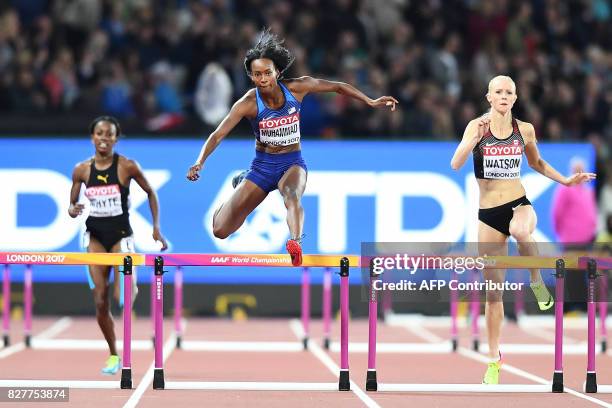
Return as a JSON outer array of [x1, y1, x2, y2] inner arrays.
[[451, 75, 595, 384], [68, 116, 168, 374]]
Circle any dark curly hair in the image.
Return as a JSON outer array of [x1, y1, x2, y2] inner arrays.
[[89, 115, 122, 137], [244, 28, 295, 79]]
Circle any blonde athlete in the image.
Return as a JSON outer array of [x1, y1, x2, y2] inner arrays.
[[451, 75, 595, 384]]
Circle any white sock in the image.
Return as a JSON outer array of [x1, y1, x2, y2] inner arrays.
[[489, 351, 502, 363]]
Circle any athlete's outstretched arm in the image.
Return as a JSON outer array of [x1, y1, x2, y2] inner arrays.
[[68, 163, 85, 218], [187, 95, 253, 181], [288, 76, 398, 110], [450, 116, 488, 170], [128, 159, 169, 250], [523, 123, 596, 186]]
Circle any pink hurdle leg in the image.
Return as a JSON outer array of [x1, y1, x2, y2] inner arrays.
[[585, 259, 598, 393], [121, 256, 133, 389], [553, 259, 565, 392], [2, 265, 10, 347], [471, 269, 479, 351], [150, 271, 155, 346], [24, 265, 32, 347], [339, 258, 350, 391], [599, 274, 607, 353], [153, 256, 165, 390], [174, 267, 183, 349], [301, 267, 310, 349], [366, 268, 378, 391], [450, 271, 458, 351], [322, 267, 332, 349]]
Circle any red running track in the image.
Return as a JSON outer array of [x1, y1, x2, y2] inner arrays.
[[2, 316, 612, 407]]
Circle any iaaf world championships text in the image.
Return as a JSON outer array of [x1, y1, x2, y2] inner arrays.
[[370, 255, 486, 275]]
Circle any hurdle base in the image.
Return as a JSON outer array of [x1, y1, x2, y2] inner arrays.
[[120, 368, 132, 389], [366, 370, 377, 391], [552, 371, 563, 393], [602, 340, 607, 354], [25, 334, 31, 348], [339, 370, 350, 391], [176, 336, 182, 349], [153, 369, 165, 390], [452, 338, 458, 352], [472, 339, 479, 352], [3, 334, 9, 347], [302, 337, 309, 350], [323, 337, 330, 350], [585, 372, 597, 393]]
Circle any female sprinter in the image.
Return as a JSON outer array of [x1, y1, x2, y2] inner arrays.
[[451, 75, 595, 384], [68, 116, 168, 374], [187, 29, 398, 266]]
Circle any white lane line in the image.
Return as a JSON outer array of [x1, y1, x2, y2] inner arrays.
[[0, 316, 70, 359], [397, 320, 612, 407], [0, 343, 25, 359], [29, 338, 153, 350], [123, 333, 177, 408], [400, 322, 444, 342], [289, 319, 381, 408], [34, 317, 72, 339]]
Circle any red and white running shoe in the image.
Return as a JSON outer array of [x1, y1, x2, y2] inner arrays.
[[286, 239, 303, 266]]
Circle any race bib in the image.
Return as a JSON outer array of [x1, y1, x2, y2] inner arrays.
[[482, 140, 523, 179], [258, 112, 301, 146], [84, 184, 123, 217]]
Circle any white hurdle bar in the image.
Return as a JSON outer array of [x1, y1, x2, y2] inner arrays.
[[151, 255, 353, 391], [0, 380, 119, 389], [377, 384, 551, 393], [180, 340, 304, 352], [29, 338, 153, 350], [365, 259, 569, 393], [583, 258, 612, 393], [0, 253, 138, 390], [165, 382, 339, 391]]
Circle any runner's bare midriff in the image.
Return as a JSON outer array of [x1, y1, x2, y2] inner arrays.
[[255, 140, 302, 154], [477, 178, 527, 209]]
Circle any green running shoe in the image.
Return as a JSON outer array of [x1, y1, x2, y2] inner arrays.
[[530, 281, 554, 311], [101, 355, 121, 375], [483, 354, 502, 384]]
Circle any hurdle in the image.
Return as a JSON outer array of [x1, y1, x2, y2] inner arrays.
[[2, 264, 10, 347], [174, 266, 184, 348], [300, 266, 335, 349], [0, 264, 33, 347], [301, 267, 310, 349], [582, 256, 612, 393], [0, 252, 142, 389], [599, 272, 608, 353], [172, 265, 335, 351], [148, 253, 355, 391], [365, 256, 571, 393]]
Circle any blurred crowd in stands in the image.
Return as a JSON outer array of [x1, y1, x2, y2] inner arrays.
[[0, 0, 610, 230]]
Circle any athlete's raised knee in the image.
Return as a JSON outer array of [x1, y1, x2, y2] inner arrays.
[[509, 223, 530, 242], [213, 226, 229, 239], [281, 186, 302, 206]]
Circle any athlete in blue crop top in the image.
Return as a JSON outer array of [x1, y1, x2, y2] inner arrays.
[[187, 29, 398, 266], [451, 76, 596, 384], [68, 116, 168, 374]]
